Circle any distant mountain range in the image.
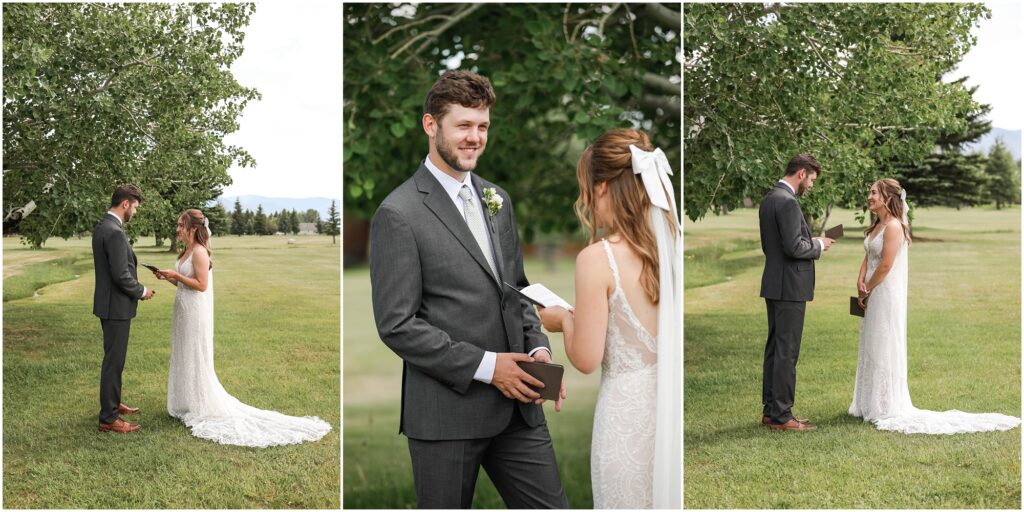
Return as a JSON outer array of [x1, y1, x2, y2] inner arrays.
[[964, 127, 1021, 161], [216, 195, 339, 218]]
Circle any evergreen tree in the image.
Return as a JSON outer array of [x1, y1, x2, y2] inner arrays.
[[985, 139, 1020, 209], [231, 198, 246, 236], [290, 209, 301, 235], [207, 202, 231, 236], [325, 200, 341, 244], [244, 210, 255, 235], [254, 205, 269, 235], [277, 209, 291, 234]]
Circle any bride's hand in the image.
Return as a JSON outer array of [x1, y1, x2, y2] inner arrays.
[[857, 280, 868, 296], [536, 306, 572, 333]]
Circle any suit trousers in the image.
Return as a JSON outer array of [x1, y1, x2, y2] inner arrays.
[[99, 319, 131, 424], [762, 299, 806, 424], [407, 407, 569, 509]]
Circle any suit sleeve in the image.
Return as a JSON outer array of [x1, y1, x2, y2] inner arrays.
[[105, 228, 145, 298], [777, 198, 821, 260], [370, 203, 485, 395], [505, 196, 551, 355]]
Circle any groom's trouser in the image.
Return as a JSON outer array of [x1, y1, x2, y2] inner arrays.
[[99, 319, 131, 424], [763, 299, 806, 424], [407, 407, 569, 509]]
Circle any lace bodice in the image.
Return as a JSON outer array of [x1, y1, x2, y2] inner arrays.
[[600, 240, 658, 376]]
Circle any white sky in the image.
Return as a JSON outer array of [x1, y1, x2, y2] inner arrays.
[[949, 0, 1022, 130], [221, 1, 342, 198]]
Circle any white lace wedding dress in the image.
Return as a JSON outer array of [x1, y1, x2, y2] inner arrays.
[[849, 225, 1020, 434], [591, 240, 657, 508], [167, 252, 332, 447]]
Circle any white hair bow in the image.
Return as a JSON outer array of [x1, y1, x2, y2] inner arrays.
[[203, 216, 211, 237], [629, 144, 676, 213]]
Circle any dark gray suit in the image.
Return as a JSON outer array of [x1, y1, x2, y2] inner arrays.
[[758, 182, 821, 424], [92, 214, 144, 424], [370, 164, 567, 508]]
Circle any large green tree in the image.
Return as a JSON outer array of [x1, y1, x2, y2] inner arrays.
[[3, 3, 259, 247], [683, 2, 988, 227], [344, 3, 680, 240]]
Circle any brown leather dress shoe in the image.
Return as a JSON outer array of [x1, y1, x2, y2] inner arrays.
[[117, 403, 139, 414], [762, 415, 810, 425], [767, 419, 817, 431], [99, 418, 141, 433]]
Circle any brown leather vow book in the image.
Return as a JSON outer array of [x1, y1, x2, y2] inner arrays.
[[850, 296, 866, 317], [517, 361, 564, 401], [825, 224, 844, 240]]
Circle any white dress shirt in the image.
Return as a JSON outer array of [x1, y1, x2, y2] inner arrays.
[[106, 211, 147, 298], [424, 156, 551, 384], [777, 180, 824, 253]]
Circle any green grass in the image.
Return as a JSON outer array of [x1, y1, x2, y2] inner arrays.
[[684, 206, 1022, 509], [3, 235, 341, 508], [343, 256, 602, 508]]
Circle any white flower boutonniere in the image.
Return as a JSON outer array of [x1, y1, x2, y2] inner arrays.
[[482, 187, 503, 217]]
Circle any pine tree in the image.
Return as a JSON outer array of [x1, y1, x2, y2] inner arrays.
[[325, 200, 341, 244], [985, 138, 1020, 209], [231, 198, 246, 236]]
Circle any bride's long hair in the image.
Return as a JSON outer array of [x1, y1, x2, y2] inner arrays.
[[864, 178, 911, 244], [574, 128, 677, 304], [179, 208, 213, 269]]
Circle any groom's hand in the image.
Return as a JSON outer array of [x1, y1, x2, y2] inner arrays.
[[141, 289, 155, 300], [532, 350, 567, 412], [492, 353, 544, 403]]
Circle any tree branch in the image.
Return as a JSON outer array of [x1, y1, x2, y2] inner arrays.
[[389, 4, 483, 60], [642, 72, 679, 96], [640, 93, 680, 117], [641, 3, 680, 32]]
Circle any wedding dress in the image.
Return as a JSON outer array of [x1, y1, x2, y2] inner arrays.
[[849, 225, 1020, 434], [167, 252, 332, 447], [591, 239, 657, 508]]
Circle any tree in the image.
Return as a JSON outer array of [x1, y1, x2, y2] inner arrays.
[[290, 209, 301, 235], [344, 3, 680, 240], [243, 210, 256, 235], [231, 198, 246, 236], [683, 3, 989, 227], [253, 205, 269, 236], [896, 80, 991, 209], [277, 209, 291, 234], [324, 200, 341, 244], [206, 202, 231, 237], [985, 139, 1020, 209], [3, 3, 260, 247]]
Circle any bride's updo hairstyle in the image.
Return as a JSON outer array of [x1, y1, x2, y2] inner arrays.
[[179, 208, 213, 268], [865, 178, 911, 244], [575, 128, 677, 305]]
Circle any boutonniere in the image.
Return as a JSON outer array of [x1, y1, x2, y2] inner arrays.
[[482, 187, 503, 217]]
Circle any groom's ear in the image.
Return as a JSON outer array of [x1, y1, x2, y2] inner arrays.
[[422, 113, 437, 138]]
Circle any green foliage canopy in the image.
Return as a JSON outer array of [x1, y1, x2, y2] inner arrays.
[[683, 3, 989, 225], [3, 3, 259, 247], [344, 3, 681, 240]]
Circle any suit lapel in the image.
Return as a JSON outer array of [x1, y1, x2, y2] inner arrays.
[[415, 166, 501, 289]]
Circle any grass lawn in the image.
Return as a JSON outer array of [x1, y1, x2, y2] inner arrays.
[[684, 206, 1022, 509], [343, 255, 602, 508], [3, 235, 340, 509]]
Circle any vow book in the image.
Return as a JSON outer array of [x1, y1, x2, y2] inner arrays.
[[850, 296, 866, 317], [825, 224, 844, 240], [141, 263, 161, 273], [502, 282, 573, 310], [517, 361, 564, 401]]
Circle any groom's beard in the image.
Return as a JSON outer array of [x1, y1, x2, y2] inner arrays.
[[435, 127, 482, 173]]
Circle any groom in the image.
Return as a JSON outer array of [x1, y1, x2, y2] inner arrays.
[[370, 70, 569, 508], [93, 184, 154, 433], [758, 154, 833, 432]]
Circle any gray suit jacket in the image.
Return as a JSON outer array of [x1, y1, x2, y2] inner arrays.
[[92, 214, 144, 320], [759, 182, 820, 302], [370, 164, 550, 441]]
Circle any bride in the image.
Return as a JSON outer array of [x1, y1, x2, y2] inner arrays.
[[849, 179, 1020, 434], [537, 129, 680, 508], [155, 209, 332, 447]]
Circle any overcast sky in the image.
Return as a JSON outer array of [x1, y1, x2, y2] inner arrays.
[[221, 1, 342, 199], [949, 0, 1022, 130]]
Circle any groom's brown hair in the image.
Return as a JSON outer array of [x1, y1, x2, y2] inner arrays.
[[423, 70, 496, 122], [784, 153, 821, 177], [110, 184, 143, 207]]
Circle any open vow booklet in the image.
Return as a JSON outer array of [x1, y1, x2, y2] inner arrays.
[[503, 282, 573, 310]]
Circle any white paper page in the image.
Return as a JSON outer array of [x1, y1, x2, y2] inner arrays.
[[520, 283, 573, 310]]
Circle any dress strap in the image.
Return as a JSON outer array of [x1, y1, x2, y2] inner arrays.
[[600, 239, 622, 291]]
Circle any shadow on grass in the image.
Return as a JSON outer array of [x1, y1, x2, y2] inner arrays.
[[684, 239, 762, 290]]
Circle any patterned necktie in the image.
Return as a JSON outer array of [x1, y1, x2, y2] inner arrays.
[[458, 185, 498, 279]]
